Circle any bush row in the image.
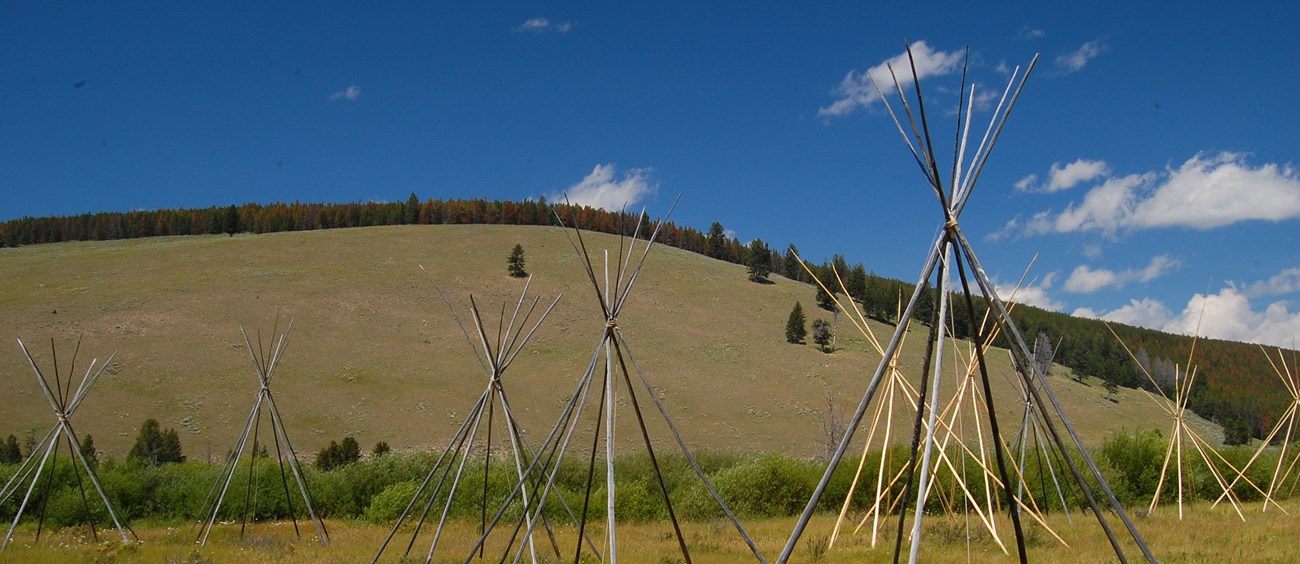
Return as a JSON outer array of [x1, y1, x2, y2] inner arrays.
[[0, 435, 1293, 530]]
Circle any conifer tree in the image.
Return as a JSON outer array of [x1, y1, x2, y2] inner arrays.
[[507, 243, 528, 277], [812, 319, 833, 353], [746, 238, 771, 282], [0, 434, 20, 464], [786, 302, 807, 344], [129, 418, 185, 466]]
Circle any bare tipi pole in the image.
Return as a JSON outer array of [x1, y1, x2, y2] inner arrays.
[[467, 198, 766, 562], [1106, 319, 1270, 521], [1, 338, 137, 550], [1010, 335, 1073, 525], [812, 258, 1061, 552], [193, 319, 328, 546], [372, 273, 578, 563], [780, 44, 1154, 563], [1217, 345, 1300, 513]]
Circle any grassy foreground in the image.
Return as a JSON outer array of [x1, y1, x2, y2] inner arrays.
[[1, 499, 1295, 563]]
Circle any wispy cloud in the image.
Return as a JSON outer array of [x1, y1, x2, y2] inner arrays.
[[1063, 254, 1181, 293], [328, 85, 361, 101], [1056, 39, 1104, 74], [1014, 152, 1300, 237], [1016, 158, 1111, 193], [818, 40, 964, 118], [515, 18, 573, 33], [550, 164, 657, 212], [1075, 284, 1300, 348], [1236, 267, 1300, 298], [1018, 27, 1046, 40]]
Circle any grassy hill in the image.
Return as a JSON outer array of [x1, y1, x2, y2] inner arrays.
[[0, 224, 1219, 460]]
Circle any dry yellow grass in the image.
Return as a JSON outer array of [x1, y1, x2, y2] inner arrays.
[[0, 225, 1217, 462], [1, 499, 1296, 562]]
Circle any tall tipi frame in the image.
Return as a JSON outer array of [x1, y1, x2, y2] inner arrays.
[[779, 44, 1155, 563], [193, 319, 329, 546], [373, 273, 580, 562], [1, 338, 137, 550], [467, 199, 766, 562]]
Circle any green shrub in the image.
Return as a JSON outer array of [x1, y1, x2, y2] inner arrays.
[[364, 480, 420, 524]]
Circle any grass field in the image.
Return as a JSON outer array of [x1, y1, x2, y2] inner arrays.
[[0, 224, 1220, 463], [1, 498, 1295, 562]]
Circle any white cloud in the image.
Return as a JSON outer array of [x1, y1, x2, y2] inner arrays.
[[1238, 267, 1300, 298], [1063, 254, 1180, 293], [1130, 153, 1300, 229], [1074, 297, 1172, 327], [516, 18, 572, 33], [550, 164, 657, 212], [1022, 152, 1300, 237], [1056, 40, 1104, 74], [328, 85, 361, 101], [1019, 27, 1046, 40], [818, 40, 964, 118], [1015, 158, 1110, 193], [1047, 159, 1110, 192], [1063, 265, 1116, 294], [1076, 286, 1300, 349], [994, 271, 1063, 311]]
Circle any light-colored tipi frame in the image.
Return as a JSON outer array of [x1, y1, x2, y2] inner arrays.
[[815, 258, 1066, 555], [1219, 345, 1300, 512], [192, 320, 329, 546], [1, 338, 137, 550], [372, 273, 590, 562], [780, 44, 1154, 563], [466, 199, 767, 562], [1106, 317, 1276, 521]]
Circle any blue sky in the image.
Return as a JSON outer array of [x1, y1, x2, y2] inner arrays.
[[3, 2, 1298, 347]]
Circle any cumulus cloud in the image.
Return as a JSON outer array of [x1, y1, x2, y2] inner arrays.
[[1075, 284, 1300, 348], [1063, 254, 1180, 293], [1056, 40, 1104, 74], [550, 164, 657, 212], [328, 85, 361, 101], [516, 18, 572, 33], [1016, 158, 1110, 193], [1020, 152, 1300, 237], [1074, 297, 1172, 327], [818, 40, 964, 118]]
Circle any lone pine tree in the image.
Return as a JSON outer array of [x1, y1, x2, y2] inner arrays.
[[786, 302, 807, 344], [507, 243, 527, 277]]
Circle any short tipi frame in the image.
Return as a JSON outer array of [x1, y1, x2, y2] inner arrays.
[[1, 338, 137, 550], [1222, 345, 1300, 512], [192, 320, 329, 547], [372, 273, 580, 562]]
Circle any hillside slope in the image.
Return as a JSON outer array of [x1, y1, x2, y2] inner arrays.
[[0, 224, 1218, 459]]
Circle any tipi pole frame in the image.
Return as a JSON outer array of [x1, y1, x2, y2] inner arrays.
[[374, 273, 571, 563], [470, 199, 765, 562], [780, 43, 1154, 563], [194, 321, 330, 547], [3, 340, 135, 551]]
